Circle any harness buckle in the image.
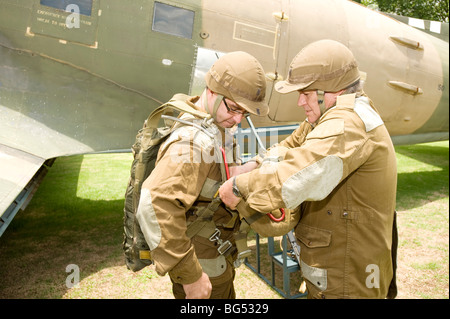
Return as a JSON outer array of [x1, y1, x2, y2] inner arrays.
[[209, 228, 221, 242], [209, 228, 232, 255], [233, 250, 252, 268], [217, 240, 233, 255]]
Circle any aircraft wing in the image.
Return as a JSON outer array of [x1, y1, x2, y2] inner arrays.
[[0, 144, 46, 236], [0, 34, 159, 237]]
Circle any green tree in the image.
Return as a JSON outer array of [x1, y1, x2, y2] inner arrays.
[[360, 0, 449, 22]]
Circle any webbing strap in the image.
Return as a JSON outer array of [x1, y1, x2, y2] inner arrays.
[[139, 250, 151, 260], [234, 226, 250, 256], [231, 200, 266, 266], [232, 221, 252, 267], [146, 96, 211, 129], [185, 197, 222, 238], [203, 92, 224, 119], [215, 145, 227, 183], [212, 95, 223, 118]]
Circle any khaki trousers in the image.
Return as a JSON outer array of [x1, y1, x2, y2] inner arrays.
[[171, 261, 236, 299]]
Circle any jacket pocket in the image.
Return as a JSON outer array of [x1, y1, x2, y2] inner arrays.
[[296, 223, 331, 248], [295, 223, 332, 292]]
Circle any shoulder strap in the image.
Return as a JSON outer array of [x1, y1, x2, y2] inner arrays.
[[145, 95, 211, 129]]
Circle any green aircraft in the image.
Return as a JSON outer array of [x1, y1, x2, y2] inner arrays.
[[0, 0, 448, 236]]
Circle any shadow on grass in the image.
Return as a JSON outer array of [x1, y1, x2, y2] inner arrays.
[[0, 155, 127, 299]]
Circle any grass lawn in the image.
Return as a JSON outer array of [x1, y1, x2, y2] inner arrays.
[[0, 141, 448, 299]]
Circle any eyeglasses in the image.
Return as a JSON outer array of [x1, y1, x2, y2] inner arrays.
[[223, 98, 249, 116]]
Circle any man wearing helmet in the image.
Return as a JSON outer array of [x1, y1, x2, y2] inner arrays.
[[137, 51, 269, 299], [220, 40, 398, 299]]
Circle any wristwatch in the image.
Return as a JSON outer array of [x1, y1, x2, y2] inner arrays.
[[232, 177, 242, 197]]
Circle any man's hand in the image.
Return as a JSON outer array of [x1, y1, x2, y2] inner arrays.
[[218, 178, 241, 210], [183, 272, 212, 299]]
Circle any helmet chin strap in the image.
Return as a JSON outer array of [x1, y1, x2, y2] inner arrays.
[[203, 90, 224, 119], [213, 94, 224, 118], [317, 88, 351, 120], [317, 90, 327, 116]]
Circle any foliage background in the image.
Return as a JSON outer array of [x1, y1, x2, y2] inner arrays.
[[355, 0, 449, 22]]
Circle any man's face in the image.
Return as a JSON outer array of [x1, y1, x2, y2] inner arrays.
[[297, 90, 341, 123], [213, 96, 248, 129], [297, 90, 322, 123]]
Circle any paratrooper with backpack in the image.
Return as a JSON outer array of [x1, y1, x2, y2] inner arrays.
[[123, 51, 270, 299]]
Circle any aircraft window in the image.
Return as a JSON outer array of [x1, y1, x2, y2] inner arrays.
[[40, 0, 93, 16], [152, 2, 195, 39]]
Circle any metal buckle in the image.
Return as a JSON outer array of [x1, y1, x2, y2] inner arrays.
[[209, 228, 221, 242], [233, 250, 252, 268], [209, 228, 232, 255], [217, 240, 232, 255]]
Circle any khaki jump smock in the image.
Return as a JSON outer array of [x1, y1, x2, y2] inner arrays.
[[236, 94, 398, 298], [137, 98, 240, 298]]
